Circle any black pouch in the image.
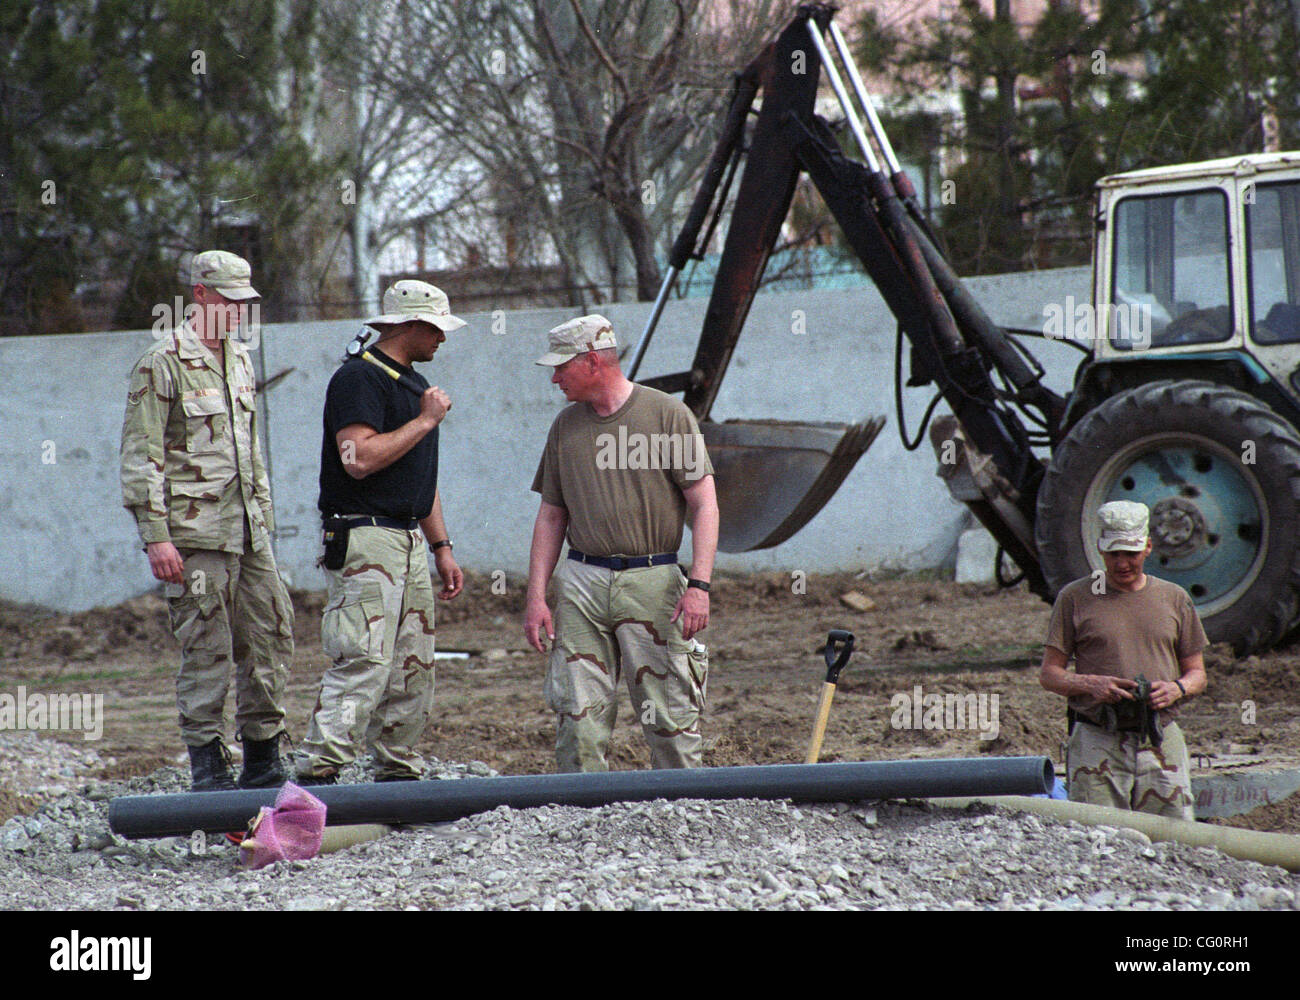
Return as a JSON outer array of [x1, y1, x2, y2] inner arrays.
[[321, 516, 351, 570]]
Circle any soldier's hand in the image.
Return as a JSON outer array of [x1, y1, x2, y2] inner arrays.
[[525, 597, 554, 653], [146, 541, 185, 585], [434, 549, 463, 600], [672, 587, 709, 640], [421, 386, 451, 427], [1148, 679, 1184, 711], [1087, 674, 1138, 704]]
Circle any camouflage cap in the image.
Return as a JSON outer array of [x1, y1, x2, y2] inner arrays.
[[366, 279, 467, 332], [1097, 500, 1150, 552], [535, 314, 618, 366], [190, 250, 260, 301]]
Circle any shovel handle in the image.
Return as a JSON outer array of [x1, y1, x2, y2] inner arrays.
[[360, 351, 427, 397], [823, 629, 855, 685]]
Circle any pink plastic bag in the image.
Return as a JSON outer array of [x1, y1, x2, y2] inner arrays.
[[239, 782, 326, 870]]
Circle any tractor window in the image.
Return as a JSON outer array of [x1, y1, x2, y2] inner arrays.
[[1112, 190, 1232, 348], [1247, 181, 1300, 343]]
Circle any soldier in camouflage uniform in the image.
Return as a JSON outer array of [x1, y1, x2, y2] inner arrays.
[[525, 316, 717, 772], [297, 280, 465, 785], [120, 250, 294, 791]]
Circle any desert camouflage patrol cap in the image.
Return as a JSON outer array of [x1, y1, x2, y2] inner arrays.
[[1097, 500, 1149, 552], [366, 279, 467, 332], [190, 249, 260, 301], [535, 314, 618, 366]]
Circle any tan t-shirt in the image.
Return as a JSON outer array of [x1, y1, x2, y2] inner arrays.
[[1046, 574, 1207, 722], [531, 385, 714, 557]]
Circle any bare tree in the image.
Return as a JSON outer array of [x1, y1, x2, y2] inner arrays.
[[335, 0, 782, 305]]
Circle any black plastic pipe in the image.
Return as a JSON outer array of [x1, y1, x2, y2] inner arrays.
[[108, 757, 1055, 839]]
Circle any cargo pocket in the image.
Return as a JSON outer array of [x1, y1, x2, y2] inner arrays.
[[181, 391, 228, 452], [544, 647, 579, 715], [321, 584, 386, 663], [235, 389, 256, 439], [664, 636, 708, 718], [686, 638, 709, 708]]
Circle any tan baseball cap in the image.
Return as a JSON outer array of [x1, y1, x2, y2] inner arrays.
[[365, 280, 467, 332], [1097, 500, 1150, 552], [190, 250, 260, 301], [535, 314, 618, 366]]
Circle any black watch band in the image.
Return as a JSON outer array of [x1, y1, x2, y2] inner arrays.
[[1174, 678, 1186, 697], [686, 578, 711, 592], [429, 539, 453, 552]]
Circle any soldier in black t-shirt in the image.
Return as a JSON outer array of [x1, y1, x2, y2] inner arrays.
[[297, 280, 467, 784]]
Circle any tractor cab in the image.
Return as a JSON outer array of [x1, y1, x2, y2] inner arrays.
[[1092, 152, 1300, 389]]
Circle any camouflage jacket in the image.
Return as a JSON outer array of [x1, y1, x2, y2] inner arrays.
[[120, 328, 274, 552]]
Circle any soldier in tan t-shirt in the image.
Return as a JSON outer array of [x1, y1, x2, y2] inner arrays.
[[1040, 501, 1208, 819], [525, 315, 719, 772]]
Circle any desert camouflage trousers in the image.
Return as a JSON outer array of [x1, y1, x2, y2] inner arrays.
[[298, 526, 436, 781], [546, 558, 708, 772], [169, 521, 293, 747], [1067, 719, 1194, 821]]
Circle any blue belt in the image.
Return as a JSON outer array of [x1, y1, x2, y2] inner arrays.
[[568, 548, 678, 571]]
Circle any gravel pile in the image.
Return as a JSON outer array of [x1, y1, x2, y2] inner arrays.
[[3, 734, 1299, 910]]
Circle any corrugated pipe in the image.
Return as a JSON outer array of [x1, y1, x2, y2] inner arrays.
[[931, 796, 1300, 873]]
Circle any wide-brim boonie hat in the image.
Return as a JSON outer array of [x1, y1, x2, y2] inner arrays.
[[366, 279, 466, 332]]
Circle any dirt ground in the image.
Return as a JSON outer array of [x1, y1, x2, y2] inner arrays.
[[4, 570, 1299, 831]]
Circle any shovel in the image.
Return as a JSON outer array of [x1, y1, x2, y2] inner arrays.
[[805, 629, 856, 763]]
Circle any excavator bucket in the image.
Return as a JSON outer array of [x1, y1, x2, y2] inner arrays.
[[703, 416, 885, 552]]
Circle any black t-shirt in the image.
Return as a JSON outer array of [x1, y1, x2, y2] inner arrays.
[[317, 349, 439, 520]]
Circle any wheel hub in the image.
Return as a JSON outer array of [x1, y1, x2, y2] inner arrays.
[[1150, 496, 1208, 557]]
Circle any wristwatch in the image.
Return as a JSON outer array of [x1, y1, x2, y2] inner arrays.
[[429, 539, 453, 553], [1174, 678, 1186, 697], [686, 578, 711, 592]]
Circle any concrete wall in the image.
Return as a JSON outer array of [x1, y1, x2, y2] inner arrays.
[[0, 267, 1089, 611]]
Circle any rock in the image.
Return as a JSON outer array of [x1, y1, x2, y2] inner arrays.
[[838, 591, 876, 613], [1115, 828, 1152, 847], [1247, 886, 1293, 909], [759, 871, 787, 892], [483, 648, 511, 662], [2, 826, 31, 852], [508, 887, 535, 907], [285, 895, 340, 911]]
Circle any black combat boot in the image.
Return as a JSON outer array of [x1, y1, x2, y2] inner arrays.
[[238, 732, 288, 789], [188, 738, 237, 791]]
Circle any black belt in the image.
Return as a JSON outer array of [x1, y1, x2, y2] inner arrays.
[[1077, 715, 1144, 733], [568, 548, 677, 571], [331, 515, 419, 531], [1076, 714, 1170, 734]]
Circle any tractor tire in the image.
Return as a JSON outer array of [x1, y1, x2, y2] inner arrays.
[[1035, 380, 1300, 654]]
